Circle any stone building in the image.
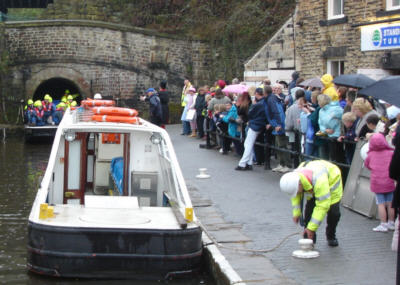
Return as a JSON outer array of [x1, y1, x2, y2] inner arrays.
[[246, 1, 400, 84], [244, 13, 297, 87], [295, 0, 400, 79]]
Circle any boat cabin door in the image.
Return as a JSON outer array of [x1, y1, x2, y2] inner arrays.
[[63, 133, 88, 204]]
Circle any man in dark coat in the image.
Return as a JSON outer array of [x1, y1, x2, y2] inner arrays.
[[140, 88, 162, 126], [194, 87, 207, 138], [158, 80, 169, 128]]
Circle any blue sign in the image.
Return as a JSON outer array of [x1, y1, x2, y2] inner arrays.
[[376, 26, 400, 47]]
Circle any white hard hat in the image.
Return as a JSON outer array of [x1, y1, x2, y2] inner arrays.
[[360, 142, 369, 161], [280, 172, 300, 198], [94, 93, 102, 99]]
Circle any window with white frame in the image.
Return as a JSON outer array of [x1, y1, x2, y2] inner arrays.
[[327, 60, 345, 77], [328, 0, 344, 19], [387, 0, 400, 11]]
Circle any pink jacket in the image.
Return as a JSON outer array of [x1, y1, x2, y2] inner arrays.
[[365, 133, 395, 193]]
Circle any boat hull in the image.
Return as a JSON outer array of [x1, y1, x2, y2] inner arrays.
[[27, 222, 203, 280], [24, 125, 57, 142]]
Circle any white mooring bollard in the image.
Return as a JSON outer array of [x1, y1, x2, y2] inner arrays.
[[292, 238, 320, 259], [196, 168, 210, 179]]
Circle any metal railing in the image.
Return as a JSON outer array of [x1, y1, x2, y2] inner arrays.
[[199, 118, 356, 173]]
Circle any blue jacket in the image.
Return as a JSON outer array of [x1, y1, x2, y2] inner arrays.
[[264, 94, 285, 135], [318, 101, 343, 138], [222, 104, 240, 137], [248, 98, 267, 132]]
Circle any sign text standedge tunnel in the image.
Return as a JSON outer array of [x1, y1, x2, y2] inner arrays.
[[361, 23, 400, 51]]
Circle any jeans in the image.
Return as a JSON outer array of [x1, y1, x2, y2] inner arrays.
[[182, 121, 191, 135], [305, 141, 318, 160]]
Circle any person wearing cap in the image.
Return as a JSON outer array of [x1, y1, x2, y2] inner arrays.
[[31, 100, 45, 126], [24, 99, 34, 124], [61, 89, 70, 103], [66, 95, 77, 108], [42, 94, 56, 125], [140, 88, 162, 126], [280, 159, 343, 246], [54, 102, 67, 125], [94, 93, 102, 100]]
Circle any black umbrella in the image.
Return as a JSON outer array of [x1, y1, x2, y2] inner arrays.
[[333, 74, 376, 89], [358, 76, 400, 107]]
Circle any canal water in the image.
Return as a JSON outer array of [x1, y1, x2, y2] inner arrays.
[[0, 137, 213, 284]]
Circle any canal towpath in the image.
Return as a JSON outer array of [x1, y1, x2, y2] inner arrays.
[[167, 124, 396, 285]]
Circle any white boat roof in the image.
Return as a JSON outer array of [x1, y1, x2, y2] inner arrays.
[[61, 108, 164, 134]]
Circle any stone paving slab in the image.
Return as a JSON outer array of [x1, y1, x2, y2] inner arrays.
[[167, 124, 397, 285]]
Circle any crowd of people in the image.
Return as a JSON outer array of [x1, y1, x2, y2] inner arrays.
[[24, 90, 78, 126], [179, 73, 400, 238], [179, 73, 400, 169]]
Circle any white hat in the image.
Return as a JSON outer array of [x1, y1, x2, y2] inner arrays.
[[280, 172, 300, 198], [360, 142, 369, 161], [94, 93, 102, 99]]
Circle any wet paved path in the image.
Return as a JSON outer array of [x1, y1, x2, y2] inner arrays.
[[167, 124, 396, 285]]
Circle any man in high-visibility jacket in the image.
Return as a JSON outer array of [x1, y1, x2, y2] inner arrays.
[[280, 160, 343, 247]]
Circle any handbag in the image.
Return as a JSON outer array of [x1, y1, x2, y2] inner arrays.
[[186, 109, 196, 121]]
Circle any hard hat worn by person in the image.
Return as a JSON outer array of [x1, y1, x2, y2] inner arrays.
[[25, 99, 34, 111], [44, 94, 51, 101], [321, 74, 339, 101], [56, 102, 66, 110], [67, 95, 73, 100], [280, 172, 301, 198], [94, 93, 102, 100], [34, 100, 42, 107], [280, 160, 343, 247]]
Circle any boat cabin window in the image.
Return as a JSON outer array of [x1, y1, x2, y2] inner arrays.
[[52, 130, 182, 208]]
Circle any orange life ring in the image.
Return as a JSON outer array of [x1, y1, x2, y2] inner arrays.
[[92, 107, 138, 117], [81, 99, 115, 108], [91, 114, 139, 124]]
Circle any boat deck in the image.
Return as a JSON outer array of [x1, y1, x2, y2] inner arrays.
[[39, 197, 192, 230]]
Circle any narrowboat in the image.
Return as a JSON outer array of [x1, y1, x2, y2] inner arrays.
[[27, 102, 202, 280], [24, 124, 58, 142]]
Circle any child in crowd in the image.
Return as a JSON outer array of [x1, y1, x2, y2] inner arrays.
[[364, 133, 395, 232], [338, 112, 358, 164], [337, 86, 347, 109]]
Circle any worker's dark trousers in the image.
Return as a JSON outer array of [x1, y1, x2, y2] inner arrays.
[[304, 198, 341, 242]]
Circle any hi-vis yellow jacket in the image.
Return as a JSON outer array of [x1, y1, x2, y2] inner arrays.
[[181, 83, 191, 107], [291, 160, 343, 231]]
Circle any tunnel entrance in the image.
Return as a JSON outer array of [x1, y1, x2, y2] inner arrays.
[[33, 78, 83, 104]]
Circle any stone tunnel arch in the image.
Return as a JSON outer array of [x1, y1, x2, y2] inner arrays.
[[33, 77, 82, 103], [25, 67, 91, 104]]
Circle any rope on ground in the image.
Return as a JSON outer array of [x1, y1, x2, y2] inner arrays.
[[196, 220, 301, 254]]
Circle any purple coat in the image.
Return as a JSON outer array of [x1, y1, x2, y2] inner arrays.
[[365, 133, 395, 193]]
